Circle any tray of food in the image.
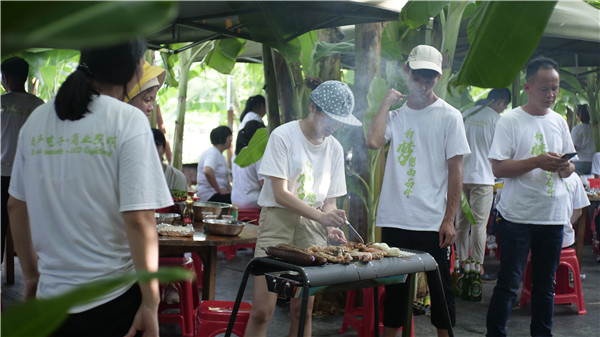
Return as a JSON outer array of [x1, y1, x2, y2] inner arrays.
[[157, 223, 195, 237], [264, 242, 413, 266]]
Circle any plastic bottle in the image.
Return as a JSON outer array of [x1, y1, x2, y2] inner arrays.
[[231, 203, 238, 222], [451, 256, 461, 296], [470, 261, 483, 302]]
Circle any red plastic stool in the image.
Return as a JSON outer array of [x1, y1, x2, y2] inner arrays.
[[217, 208, 261, 260], [519, 248, 586, 314], [191, 252, 203, 290], [196, 300, 252, 337], [340, 286, 414, 337], [158, 256, 200, 337]]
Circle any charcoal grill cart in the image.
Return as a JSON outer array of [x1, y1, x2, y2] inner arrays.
[[225, 249, 453, 337]]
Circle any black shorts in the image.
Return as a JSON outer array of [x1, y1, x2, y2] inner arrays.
[[50, 283, 142, 337], [381, 227, 455, 329]]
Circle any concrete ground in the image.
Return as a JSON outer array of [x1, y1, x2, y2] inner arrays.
[[2, 245, 599, 336]]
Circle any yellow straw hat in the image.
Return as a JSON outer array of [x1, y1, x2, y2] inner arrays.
[[125, 61, 166, 102]]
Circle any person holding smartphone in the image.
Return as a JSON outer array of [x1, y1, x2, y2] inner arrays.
[[486, 56, 575, 337]]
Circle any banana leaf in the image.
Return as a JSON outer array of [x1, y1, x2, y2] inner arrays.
[[461, 190, 476, 225], [1, 268, 193, 337], [2, 1, 178, 54], [452, 1, 557, 88], [205, 38, 247, 74], [234, 128, 269, 168], [400, 1, 449, 29]]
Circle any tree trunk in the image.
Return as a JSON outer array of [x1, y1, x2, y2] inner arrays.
[[172, 49, 191, 171], [318, 28, 344, 81], [273, 51, 297, 124], [351, 23, 384, 239], [263, 44, 281, 132]]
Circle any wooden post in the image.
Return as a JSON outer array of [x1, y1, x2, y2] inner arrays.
[[351, 23, 384, 239]]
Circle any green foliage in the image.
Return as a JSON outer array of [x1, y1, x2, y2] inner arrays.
[[233, 128, 269, 168], [1, 268, 193, 337], [400, 1, 449, 29], [231, 1, 302, 63], [453, 1, 558, 88], [205, 39, 247, 74], [2, 1, 178, 54]]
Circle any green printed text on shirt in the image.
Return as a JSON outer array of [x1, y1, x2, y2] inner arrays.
[[296, 161, 317, 206], [397, 129, 416, 198], [531, 132, 554, 197], [30, 132, 116, 158]]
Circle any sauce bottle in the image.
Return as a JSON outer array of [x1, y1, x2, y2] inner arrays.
[[182, 195, 194, 226]]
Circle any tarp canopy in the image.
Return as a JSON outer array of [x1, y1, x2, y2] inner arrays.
[[146, 1, 401, 55]]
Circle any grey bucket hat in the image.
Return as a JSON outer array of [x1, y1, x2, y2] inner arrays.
[[310, 80, 362, 126]]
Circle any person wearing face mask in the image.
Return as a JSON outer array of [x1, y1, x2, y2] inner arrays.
[[245, 78, 362, 337], [367, 45, 470, 337], [7, 39, 172, 337]]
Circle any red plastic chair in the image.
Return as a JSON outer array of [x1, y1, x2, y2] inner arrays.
[[520, 248, 586, 315], [196, 300, 252, 337], [158, 256, 200, 337], [340, 286, 414, 337], [217, 208, 260, 260]]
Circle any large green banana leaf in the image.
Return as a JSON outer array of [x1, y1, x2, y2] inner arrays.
[[2, 1, 178, 54], [453, 1, 557, 88], [205, 38, 247, 74], [234, 128, 269, 168], [1, 268, 193, 337]]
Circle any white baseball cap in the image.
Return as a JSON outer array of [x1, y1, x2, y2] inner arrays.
[[407, 45, 443, 75]]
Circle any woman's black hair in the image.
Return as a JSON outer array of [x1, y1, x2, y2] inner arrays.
[[239, 95, 265, 123], [577, 104, 590, 124], [210, 125, 232, 145], [235, 120, 265, 155], [152, 128, 166, 147], [54, 38, 146, 121]]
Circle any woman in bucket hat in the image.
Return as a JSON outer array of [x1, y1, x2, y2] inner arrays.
[[245, 77, 361, 336]]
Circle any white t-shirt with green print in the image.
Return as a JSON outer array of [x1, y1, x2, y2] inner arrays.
[[258, 120, 346, 209], [9, 95, 173, 313], [376, 99, 470, 232], [488, 107, 576, 225], [561, 172, 590, 248]]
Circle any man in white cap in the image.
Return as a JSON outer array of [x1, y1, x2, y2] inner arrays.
[[367, 45, 470, 337]]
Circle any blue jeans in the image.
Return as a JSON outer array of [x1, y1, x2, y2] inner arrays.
[[486, 216, 563, 337]]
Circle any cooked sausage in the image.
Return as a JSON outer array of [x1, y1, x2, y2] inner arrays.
[[265, 246, 316, 266]]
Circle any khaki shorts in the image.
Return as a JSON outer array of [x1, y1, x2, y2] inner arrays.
[[254, 207, 328, 258]]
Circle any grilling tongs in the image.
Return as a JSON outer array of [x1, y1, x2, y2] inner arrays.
[[344, 220, 365, 244]]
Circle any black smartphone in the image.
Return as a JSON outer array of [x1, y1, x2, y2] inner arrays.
[[561, 152, 577, 160]]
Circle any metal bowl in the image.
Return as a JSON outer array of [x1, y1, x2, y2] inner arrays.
[[176, 201, 231, 222], [155, 212, 181, 225], [203, 219, 245, 236]]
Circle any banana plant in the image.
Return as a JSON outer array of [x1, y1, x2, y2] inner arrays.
[[170, 42, 212, 170]]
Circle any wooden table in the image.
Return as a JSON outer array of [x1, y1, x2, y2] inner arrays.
[[158, 223, 258, 300], [576, 195, 600, 263]]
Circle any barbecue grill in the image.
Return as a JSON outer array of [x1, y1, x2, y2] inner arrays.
[[225, 248, 454, 337]]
